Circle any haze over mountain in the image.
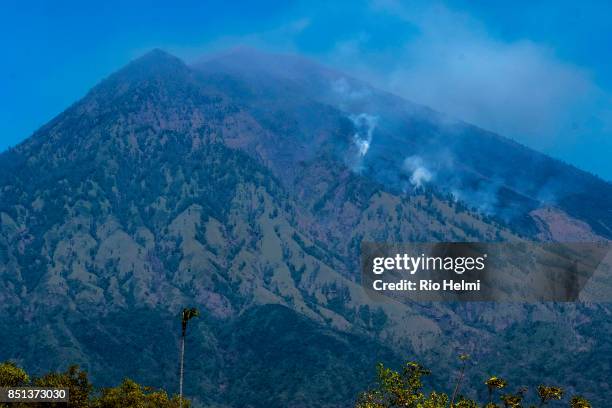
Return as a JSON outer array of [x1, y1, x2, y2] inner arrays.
[[1, 49, 611, 407]]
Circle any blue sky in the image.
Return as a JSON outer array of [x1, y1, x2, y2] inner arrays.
[[1, 0, 611, 179]]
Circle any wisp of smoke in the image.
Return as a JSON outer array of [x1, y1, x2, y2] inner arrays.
[[403, 155, 434, 188], [347, 113, 378, 172], [332, 77, 372, 101]]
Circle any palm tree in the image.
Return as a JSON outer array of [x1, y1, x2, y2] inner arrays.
[[179, 307, 199, 408], [449, 353, 470, 407]]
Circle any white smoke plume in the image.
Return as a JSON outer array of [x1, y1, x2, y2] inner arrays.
[[348, 113, 378, 171], [403, 155, 433, 188]]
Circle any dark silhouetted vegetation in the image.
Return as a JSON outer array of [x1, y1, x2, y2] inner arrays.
[[356, 358, 591, 408], [179, 307, 199, 408], [0, 362, 188, 408]]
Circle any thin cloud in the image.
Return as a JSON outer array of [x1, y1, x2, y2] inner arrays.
[[327, 1, 610, 156]]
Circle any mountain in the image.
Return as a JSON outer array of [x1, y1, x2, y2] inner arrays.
[[0, 48, 611, 406], [194, 48, 612, 240]]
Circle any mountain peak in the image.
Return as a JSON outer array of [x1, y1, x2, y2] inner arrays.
[[136, 48, 182, 64], [86, 48, 192, 101], [120, 48, 188, 76]]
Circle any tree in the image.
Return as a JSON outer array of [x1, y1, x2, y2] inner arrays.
[[485, 376, 507, 405], [179, 307, 200, 408], [570, 396, 591, 408], [0, 361, 189, 408], [449, 354, 470, 407], [0, 362, 30, 408], [93, 378, 188, 408], [355, 362, 448, 408], [537, 385, 564, 406], [0, 361, 29, 387], [34, 365, 93, 408], [355, 360, 591, 408]]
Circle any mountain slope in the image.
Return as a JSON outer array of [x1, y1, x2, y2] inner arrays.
[[196, 48, 612, 240], [1, 49, 611, 406]]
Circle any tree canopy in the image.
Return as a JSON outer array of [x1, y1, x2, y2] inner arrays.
[[355, 358, 591, 408], [0, 362, 189, 408]]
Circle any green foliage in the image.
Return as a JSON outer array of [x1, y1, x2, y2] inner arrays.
[[181, 307, 200, 335], [537, 385, 564, 405], [356, 362, 448, 408], [569, 396, 591, 408], [0, 362, 187, 408], [0, 361, 29, 386], [485, 376, 508, 404], [355, 360, 591, 408], [34, 365, 93, 407], [93, 378, 188, 408], [454, 397, 478, 408], [499, 392, 523, 407]]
